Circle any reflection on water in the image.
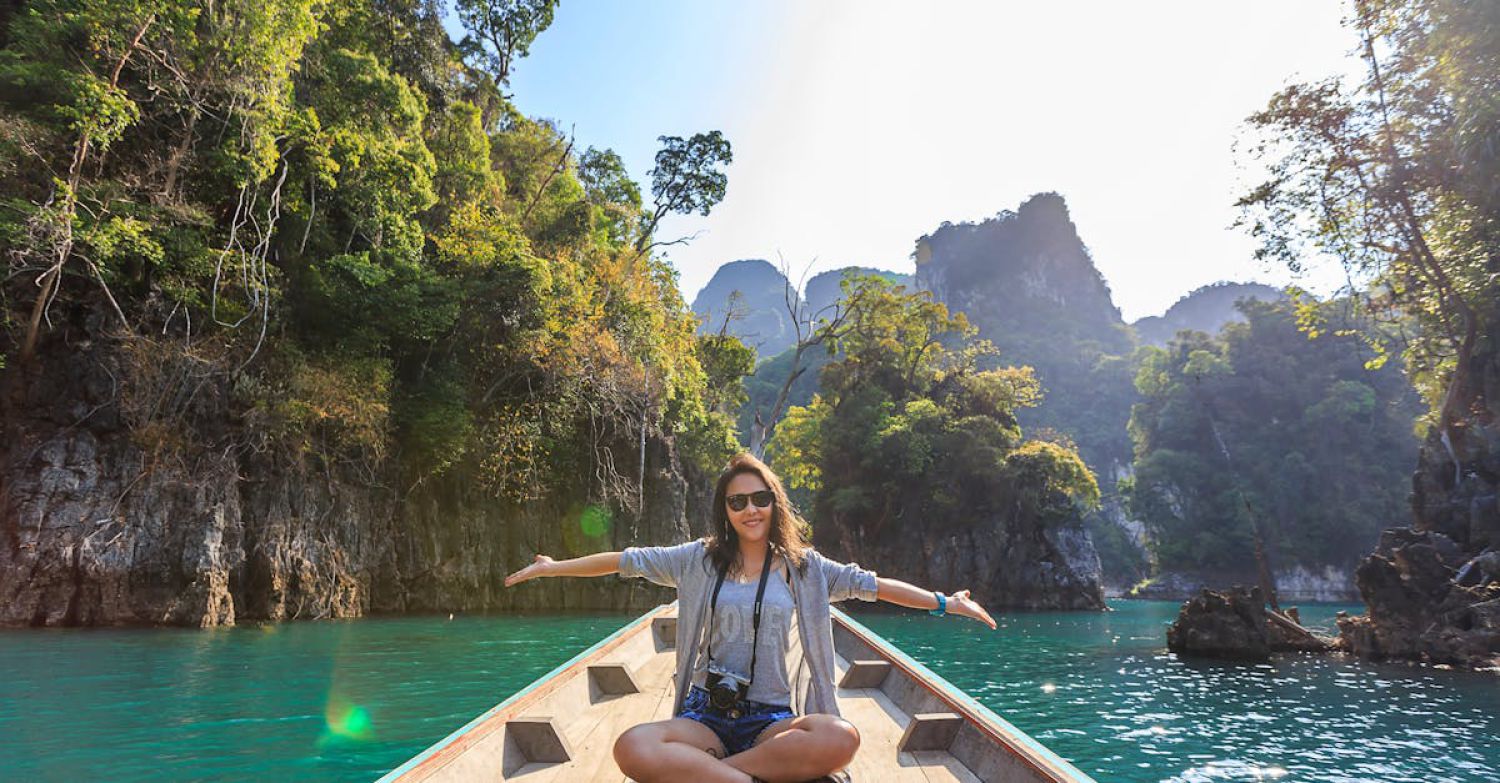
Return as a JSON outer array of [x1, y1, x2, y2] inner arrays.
[[1, 602, 1496, 782]]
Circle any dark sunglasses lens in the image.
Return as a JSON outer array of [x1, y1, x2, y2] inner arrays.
[[750, 491, 774, 508], [727, 495, 748, 511]]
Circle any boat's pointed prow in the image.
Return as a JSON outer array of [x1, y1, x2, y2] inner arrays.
[[379, 603, 1097, 782]]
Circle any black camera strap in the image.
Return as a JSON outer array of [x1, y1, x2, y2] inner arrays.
[[707, 545, 775, 688]]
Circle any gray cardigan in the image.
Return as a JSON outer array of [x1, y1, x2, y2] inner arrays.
[[619, 541, 879, 717]]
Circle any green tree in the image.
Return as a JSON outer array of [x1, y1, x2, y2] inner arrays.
[[635, 130, 733, 254], [1236, 0, 1499, 447], [769, 278, 1098, 553], [454, 0, 557, 85], [0, 0, 744, 523], [1125, 299, 1421, 574]]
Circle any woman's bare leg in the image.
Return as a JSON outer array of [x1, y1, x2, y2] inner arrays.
[[613, 718, 751, 783], [723, 714, 860, 782]]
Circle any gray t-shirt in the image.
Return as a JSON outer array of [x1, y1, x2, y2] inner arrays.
[[618, 540, 881, 717], [690, 568, 795, 706]]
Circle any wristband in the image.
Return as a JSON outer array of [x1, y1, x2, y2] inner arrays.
[[929, 591, 947, 617]]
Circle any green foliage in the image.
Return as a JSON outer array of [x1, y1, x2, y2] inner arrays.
[[695, 333, 755, 414], [455, 0, 557, 84], [1236, 0, 1500, 436], [738, 344, 830, 443], [637, 131, 733, 252], [1125, 299, 1422, 573], [241, 346, 395, 465], [0, 0, 741, 515], [578, 147, 643, 249], [768, 278, 1098, 546]]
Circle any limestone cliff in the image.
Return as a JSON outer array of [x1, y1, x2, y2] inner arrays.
[[909, 193, 1128, 605], [816, 515, 1104, 611], [912, 193, 1133, 482], [0, 321, 698, 627]]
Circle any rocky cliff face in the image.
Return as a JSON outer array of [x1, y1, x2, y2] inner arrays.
[[912, 192, 1133, 473], [0, 323, 696, 627], [1335, 419, 1500, 668], [815, 513, 1104, 611]]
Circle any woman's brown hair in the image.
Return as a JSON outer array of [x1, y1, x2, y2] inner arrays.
[[706, 452, 812, 576]]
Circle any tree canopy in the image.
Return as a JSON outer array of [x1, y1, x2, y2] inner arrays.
[[768, 277, 1098, 549], [0, 0, 743, 511], [1125, 298, 1421, 574], [1236, 0, 1499, 444]]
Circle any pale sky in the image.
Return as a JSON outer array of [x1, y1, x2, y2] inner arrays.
[[507, 1, 1360, 321]]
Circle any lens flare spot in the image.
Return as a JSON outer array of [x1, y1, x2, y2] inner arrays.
[[1041, 682, 1057, 694], [579, 504, 611, 537], [325, 701, 373, 740]]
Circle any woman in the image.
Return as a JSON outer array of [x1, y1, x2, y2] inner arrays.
[[503, 453, 996, 783]]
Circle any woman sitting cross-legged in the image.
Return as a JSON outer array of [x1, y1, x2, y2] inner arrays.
[[503, 452, 996, 783]]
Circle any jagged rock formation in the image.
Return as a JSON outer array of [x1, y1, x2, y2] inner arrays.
[[912, 193, 1135, 598], [690, 259, 799, 357], [1131, 282, 1285, 347], [0, 324, 696, 627], [1167, 586, 1336, 661], [1332, 337, 1500, 669], [1337, 529, 1500, 668], [1168, 587, 1273, 660]]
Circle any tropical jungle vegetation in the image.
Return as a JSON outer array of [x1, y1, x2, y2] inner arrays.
[[1236, 0, 1499, 474], [1125, 297, 1422, 575], [0, 0, 746, 511], [767, 277, 1100, 549]]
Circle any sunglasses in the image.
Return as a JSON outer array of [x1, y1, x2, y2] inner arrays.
[[726, 490, 774, 512]]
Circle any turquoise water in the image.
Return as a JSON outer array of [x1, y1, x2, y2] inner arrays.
[[856, 603, 1499, 782], [0, 602, 1495, 782]]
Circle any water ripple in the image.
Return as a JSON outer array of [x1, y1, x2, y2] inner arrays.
[[854, 601, 1500, 783]]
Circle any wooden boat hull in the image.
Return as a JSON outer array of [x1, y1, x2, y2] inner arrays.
[[378, 604, 1097, 782]]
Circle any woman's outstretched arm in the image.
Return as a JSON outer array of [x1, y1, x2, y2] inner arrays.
[[504, 552, 622, 587], [876, 576, 997, 629]]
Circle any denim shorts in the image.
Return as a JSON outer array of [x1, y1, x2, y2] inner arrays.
[[677, 685, 795, 755]]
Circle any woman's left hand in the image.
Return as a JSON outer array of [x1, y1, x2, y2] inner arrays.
[[948, 589, 997, 629]]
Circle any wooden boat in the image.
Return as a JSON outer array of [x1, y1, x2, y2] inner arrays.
[[378, 603, 1098, 782]]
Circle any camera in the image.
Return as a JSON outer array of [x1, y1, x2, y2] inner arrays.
[[705, 665, 750, 716]]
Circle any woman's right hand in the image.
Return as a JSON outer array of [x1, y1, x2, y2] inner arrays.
[[504, 554, 555, 587]]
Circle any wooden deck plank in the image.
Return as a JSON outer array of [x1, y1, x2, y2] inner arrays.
[[389, 605, 1094, 783], [912, 750, 983, 783], [832, 654, 974, 782], [565, 653, 677, 781], [502, 631, 679, 782]]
